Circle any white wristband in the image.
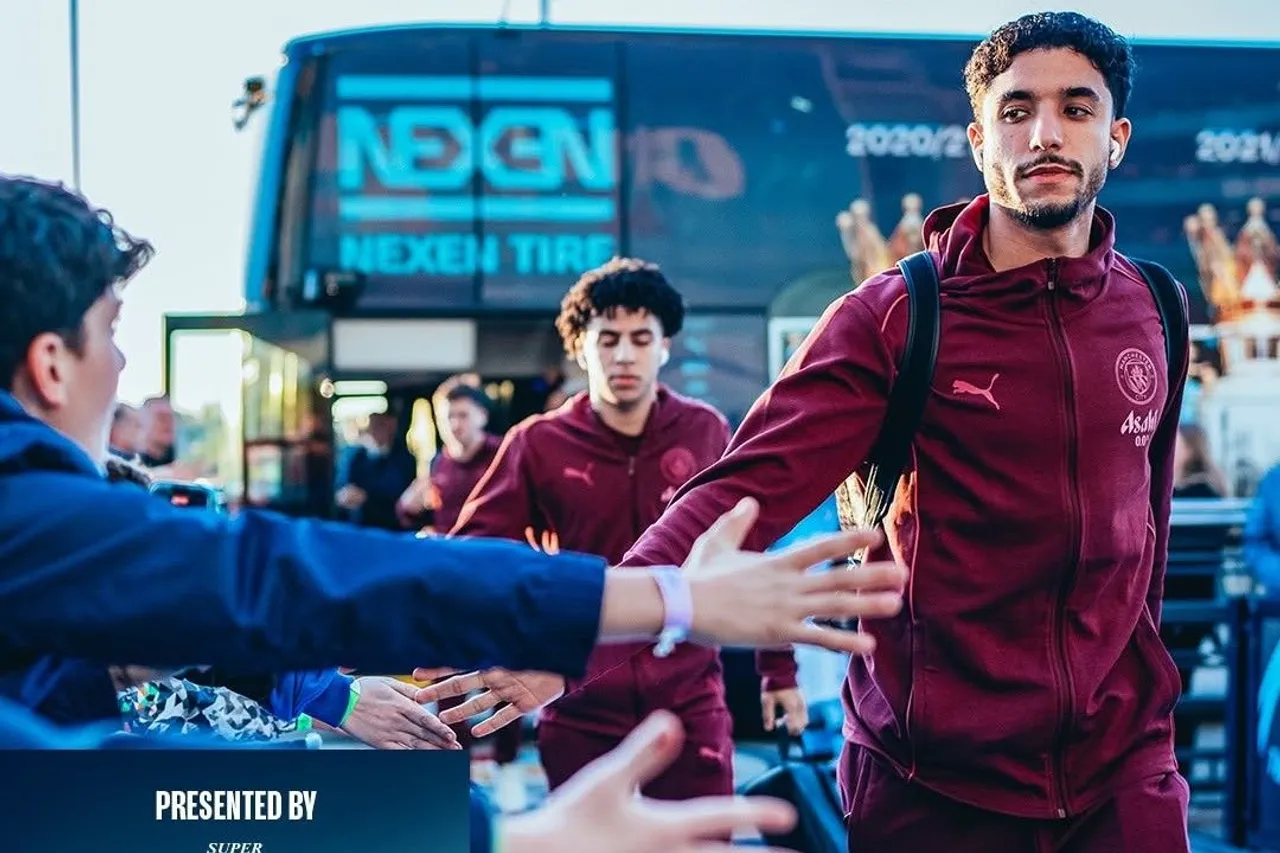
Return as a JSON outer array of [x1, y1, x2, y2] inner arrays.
[[651, 567, 693, 658]]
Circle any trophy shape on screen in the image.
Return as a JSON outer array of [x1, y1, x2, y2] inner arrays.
[[836, 198, 890, 285], [1189, 203, 1242, 315], [888, 193, 925, 263], [1194, 196, 1280, 497]]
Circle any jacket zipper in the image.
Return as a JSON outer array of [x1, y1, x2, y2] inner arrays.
[[1045, 258, 1080, 819], [627, 453, 646, 718], [627, 455, 639, 539]]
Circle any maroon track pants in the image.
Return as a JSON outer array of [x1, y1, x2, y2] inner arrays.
[[841, 745, 1191, 853], [536, 711, 735, 800]]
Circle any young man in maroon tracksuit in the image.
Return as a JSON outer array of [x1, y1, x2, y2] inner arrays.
[[617, 14, 1193, 851], [449, 258, 806, 799], [398, 382, 503, 535]]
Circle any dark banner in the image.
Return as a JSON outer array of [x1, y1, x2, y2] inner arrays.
[[0, 748, 469, 852]]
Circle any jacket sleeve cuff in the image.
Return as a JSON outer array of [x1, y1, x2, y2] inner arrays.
[[300, 673, 356, 727], [757, 647, 799, 692]]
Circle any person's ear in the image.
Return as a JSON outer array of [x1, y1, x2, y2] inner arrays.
[[22, 331, 77, 408], [967, 122, 984, 172]]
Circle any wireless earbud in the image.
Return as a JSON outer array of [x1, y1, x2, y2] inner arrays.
[[660, 349, 670, 367]]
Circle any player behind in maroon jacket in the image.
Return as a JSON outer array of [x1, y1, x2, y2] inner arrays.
[[397, 380, 502, 535], [424, 257, 807, 801]]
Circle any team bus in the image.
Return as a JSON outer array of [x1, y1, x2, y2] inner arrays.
[[161, 22, 1280, 517]]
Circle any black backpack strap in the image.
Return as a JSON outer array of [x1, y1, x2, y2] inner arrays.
[[834, 251, 941, 539], [1129, 258, 1189, 399]]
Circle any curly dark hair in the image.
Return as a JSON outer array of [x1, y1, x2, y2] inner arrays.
[[554, 257, 685, 357], [0, 175, 154, 390], [963, 12, 1135, 119]]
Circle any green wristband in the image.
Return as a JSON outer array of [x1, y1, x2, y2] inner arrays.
[[338, 679, 362, 727], [295, 714, 313, 733]]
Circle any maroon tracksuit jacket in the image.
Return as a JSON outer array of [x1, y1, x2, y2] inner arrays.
[[431, 435, 501, 534], [453, 388, 798, 798], [623, 196, 1190, 850]]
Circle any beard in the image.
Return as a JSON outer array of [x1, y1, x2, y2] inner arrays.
[[989, 159, 1107, 231]]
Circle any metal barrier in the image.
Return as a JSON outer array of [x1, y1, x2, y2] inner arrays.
[[1163, 499, 1252, 845]]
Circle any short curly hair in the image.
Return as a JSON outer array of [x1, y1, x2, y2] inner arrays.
[[963, 12, 1135, 119], [554, 257, 685, 357], [0, 175, 154, 390]]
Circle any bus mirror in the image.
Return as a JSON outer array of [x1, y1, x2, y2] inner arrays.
[[232, 76, 269, 131]]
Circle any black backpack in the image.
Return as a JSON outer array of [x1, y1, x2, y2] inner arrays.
[[833, 250, 1189, 542]]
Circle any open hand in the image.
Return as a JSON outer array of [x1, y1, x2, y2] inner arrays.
[[762, 687, 808, 735], [502, 711, 797, 853], [413, 668, 563, 737], [340, 676, 460, 750], [682, 497, 906, 655]]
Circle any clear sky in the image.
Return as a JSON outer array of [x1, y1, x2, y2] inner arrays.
[[1, 0, 1274, 402]]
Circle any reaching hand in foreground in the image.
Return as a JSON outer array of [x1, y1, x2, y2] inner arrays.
[[501, 710, 797, 853], [414, 668, 563, 736], [339, 676, 460, 750], [678, 497, 905, 652], [417, 497, 905, 736]]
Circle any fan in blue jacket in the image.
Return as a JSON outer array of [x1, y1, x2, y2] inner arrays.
[[0, 432, 445, 746]]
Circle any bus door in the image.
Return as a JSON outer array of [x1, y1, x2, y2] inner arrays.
[[163, 310, 332, 517]]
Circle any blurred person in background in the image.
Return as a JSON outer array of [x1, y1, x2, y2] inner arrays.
[[335, 410, 417, 531], [138, 395, 176, 467], [1172, 424, 1228, 499], [397, 381, 501, 534], [108, 402, 143, 459]]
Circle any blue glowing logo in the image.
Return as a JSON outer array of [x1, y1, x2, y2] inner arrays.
[[336, 75, 617, 224]]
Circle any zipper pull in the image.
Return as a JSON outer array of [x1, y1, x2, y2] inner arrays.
[[1047, 258, 1059, 291], [628, 456, 636, 476]]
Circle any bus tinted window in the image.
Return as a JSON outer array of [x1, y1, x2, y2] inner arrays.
[[624, 36, 980, 311], [309, 34, 477, 310]]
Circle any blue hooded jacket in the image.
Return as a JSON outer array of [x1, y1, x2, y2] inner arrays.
[[1246, 465, 1280, 596], [0, 390, 607, 682]]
